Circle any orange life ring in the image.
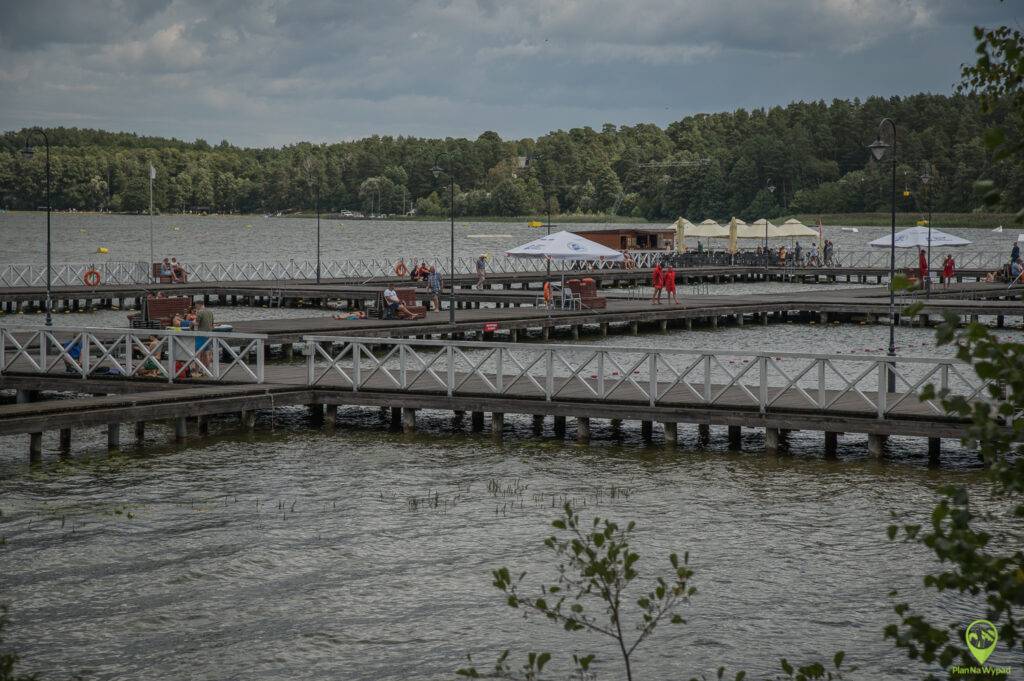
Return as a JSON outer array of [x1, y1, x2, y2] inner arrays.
[[83, 269, 101, 287], [543, 281, 552, 303], [394, 261, 408, 277]]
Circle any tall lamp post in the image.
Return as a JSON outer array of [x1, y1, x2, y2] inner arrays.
[[432, 152, 456, 326], [304, 157, 323, 284], [763, 178, 776, 268], [21, 128, 52, 327], [528, 153, 554, 277], [920, 163, 932, 298], [868, 118, 897, 391]]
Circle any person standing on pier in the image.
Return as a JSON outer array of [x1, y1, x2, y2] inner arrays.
[[941, 254, 956, 289], [664, 265, 679, 304], [196, 302, 215, 368], [475, 254, 487, 288], [427, 266, 442, 312], [918, 247, 929, 286], [651, 261, 664, 303], [1011, 241, 1020, 268]]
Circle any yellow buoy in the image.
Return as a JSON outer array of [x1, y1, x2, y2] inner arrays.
[[97, 246, 109, 254], [528, 220, 543, 228]]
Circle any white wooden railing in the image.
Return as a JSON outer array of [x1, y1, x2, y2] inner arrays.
[[303, 336, 998, 419], [0, 249, 1005, 288], [0, 326, 266, 383]]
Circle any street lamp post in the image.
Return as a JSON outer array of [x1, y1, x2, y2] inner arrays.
[[868, 118, 897, 392], [764, 178, 776, 268], [920, 164, 932, 298], [21, 128, 52, 327], [316, 176, 322, 285], [432, 153, 456, 326]]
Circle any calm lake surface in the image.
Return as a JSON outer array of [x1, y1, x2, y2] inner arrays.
[[1, 214, 1022, 680]]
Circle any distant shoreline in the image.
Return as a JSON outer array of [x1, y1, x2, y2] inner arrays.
[[1, 210, 1017, 229]]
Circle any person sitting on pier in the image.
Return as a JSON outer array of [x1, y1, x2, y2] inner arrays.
[[414, 262, 430, 281], [382, 287, 424, 320], [139, 336, 163, 377], [941, 254, 956, 289], [170, 258, 187, 283], [1011, 257, 1023, 285], [160, 258, 173, 280], [62, 339, 83, 373], [623, 250, 636, 269]]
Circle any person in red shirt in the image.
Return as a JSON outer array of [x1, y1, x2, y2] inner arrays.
[[651, 262, 664, 304], [918, 248, 928, 286], [941, 254, 956, 289], [664, 265, 678, 304]]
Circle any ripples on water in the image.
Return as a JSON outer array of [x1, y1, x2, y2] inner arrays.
[[2, 214, 1023, 679]]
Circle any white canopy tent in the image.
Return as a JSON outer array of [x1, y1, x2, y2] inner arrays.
[[774, 218, 820, 238], [868, 226, 971, 248], [506, 231, 623, 309], [684, 219, 728, 238]]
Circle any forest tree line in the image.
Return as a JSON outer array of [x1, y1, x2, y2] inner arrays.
[[0, 93, 1020, 221]]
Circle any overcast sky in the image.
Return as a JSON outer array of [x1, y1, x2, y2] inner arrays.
[[0, 1, 1019, 148]]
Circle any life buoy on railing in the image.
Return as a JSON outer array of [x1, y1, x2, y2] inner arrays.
[[543, 281, 552, 305], [394, 259, 408, 277], [83, 269, 101, 287]]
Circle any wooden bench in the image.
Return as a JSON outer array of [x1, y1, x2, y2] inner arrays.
[[374, 288, 427, 319], [152, 262, 172, 284], [566, 278, 607, 309], [129, 296, 192, 328]]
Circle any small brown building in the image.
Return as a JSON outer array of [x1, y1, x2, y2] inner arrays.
[[571, 228, 676, 251]]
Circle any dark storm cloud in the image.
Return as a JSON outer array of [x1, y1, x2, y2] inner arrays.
[[0, 0, 1019, 146]]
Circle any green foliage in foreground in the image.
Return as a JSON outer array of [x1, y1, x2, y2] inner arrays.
[[457, 504, 848, 681]]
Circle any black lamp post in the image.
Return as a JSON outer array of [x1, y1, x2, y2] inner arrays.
[[868, 118, 897, 391], [763, 177, 776, 268], [528, 153, 553, 277], [432, 152, 456, 326], [21, 128, 52, 327], [920, 164, 932, 298], [315, 176, 322, 285]]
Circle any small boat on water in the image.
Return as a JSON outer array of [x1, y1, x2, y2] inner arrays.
[[841, 227, 859, 233], [993, 225, 1004, 232]]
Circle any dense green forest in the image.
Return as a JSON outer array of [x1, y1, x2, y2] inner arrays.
[[1, 93, 1020, 220]]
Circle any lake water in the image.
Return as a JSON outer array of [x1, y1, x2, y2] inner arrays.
[[0, 211, 1016, 265], [1, 214, 1022, 680]]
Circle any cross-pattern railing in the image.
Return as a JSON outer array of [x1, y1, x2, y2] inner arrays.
[[304, 336, 998, 419], [0, 249, 1006, 289], [0, 326, 266, 383]]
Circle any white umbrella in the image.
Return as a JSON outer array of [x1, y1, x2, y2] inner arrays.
[[773, 218, 819, 238], [506, 230, 624, 261], [869, 226, 971, 248]]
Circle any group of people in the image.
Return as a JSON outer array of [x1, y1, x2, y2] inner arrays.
[[756, 240, 836, 267], [650, 262, 680, 304], [916, 248, 958, 290], [394, 255, 487, 289], [159, 257, 188, 283]]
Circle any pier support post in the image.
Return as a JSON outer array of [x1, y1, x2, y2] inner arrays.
[[576, 417, 590, 443], [174, 417, 187, 442], [491, 412, 504, 439], [197, 416, 209, 436], [819, 312, 829, 324], [240, 410, 256, 431], [765, 428, 781, 454], [697, 423, 711, 444], [309, 404, 324, 427], [659, 319, 668, 334], [325, 404, 338, 428], [29, 432, 42, 463], [553, 416, 566, 438], [59, 428, 72, 455], [391, 407, 402, 430], [641, 420, 653, 440], [868, 433, 887, 459], [107, 423, 120, 450], [735, 314, 744, 327], [402, 408, 417, 434], [928, 437, 941, 466], [610, 418, 622, 432], [761, 312, 769, 326], [662, 421, 677, 446], [134, 422, 145, 444], [453, 410, 465, 426], [532, 414, 545, 434], [572, 325, 581, 340], [824, 431, 838, 459], [600, 322, 608, 337], [629, 321, 639, 335], [471, 411, 485, 432], [728, 425, 741, 450], [710, 316, 718, 329], [684, 318, 693, 330]]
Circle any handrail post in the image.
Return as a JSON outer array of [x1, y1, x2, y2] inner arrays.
[[212, 337, 221, 379], [167, 335, 175, 383], [597, 352, 605, 399], [877, 361, 886, 418], [255, 338, 263, 383], [352, 343, 361, 391], [307, 340, 316, 385], [495, 347, 503, 394], [818, 359, 826, 407], [545, 350, 554, 401], [703, 355, 711, 403], [82, 332, 91, 377], [400, 344, 407, 389], [446, 344, 454, 397], [759, 354, 768, 414], [648, 353, 657, 406]]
